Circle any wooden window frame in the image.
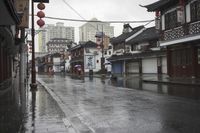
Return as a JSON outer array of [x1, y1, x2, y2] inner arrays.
[[190, 1, 200, 22]]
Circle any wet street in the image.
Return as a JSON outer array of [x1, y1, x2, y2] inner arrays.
[[20, 83, 68, 133], [36, 74, 200, 133]]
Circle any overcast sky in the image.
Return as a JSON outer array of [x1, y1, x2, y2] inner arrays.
[[33, 0, 158, 49]]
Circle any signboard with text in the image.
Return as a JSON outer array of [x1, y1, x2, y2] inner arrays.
[[84, 55, 95, 69]]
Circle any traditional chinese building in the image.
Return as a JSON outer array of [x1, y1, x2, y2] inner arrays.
[[46, 38, 72, 54], [69, 41, 102, 74], [109, 24, 164, 75], [144, 0, 200, 78]]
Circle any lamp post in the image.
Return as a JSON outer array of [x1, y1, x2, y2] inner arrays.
[[30, 0, 48, 90], [101, 32, 105, 74], [95, 31, 105, 74], [30, 0, 37, 90]]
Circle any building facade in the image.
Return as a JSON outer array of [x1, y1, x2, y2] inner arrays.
[[145, 0, 200, 78], [46, 38, 72, 54], [108, 24, 165, 75], [38, 22, 75, 52], [79, 18, 114, 42], [0, 0, 29, 132], [70, 41, 102, 74], [109, 24, 144, 75]]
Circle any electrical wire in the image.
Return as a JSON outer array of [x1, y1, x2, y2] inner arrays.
[[44, 16, 154, 24], [62, 0, 86, 20], [61, 0, 99, 31]]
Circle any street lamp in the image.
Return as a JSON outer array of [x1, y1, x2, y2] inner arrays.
[[30, 0, 37, 90], [95, 31, 105, 74], [30, 0, 49, 90]]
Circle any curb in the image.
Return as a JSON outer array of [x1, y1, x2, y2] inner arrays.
[[143, 79, 200, 86], [37, 79, 95, 133]]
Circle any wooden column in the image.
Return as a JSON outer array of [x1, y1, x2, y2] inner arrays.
[[167, 46, 172, 77]]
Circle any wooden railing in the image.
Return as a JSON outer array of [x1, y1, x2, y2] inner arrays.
[[162, 21, 200, 41]]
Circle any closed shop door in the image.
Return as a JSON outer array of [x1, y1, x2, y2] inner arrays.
[[162, 57, 167, 74], [142, 58, 157, 73], [112, 62, 123, 74], [126, 62, 139, 73]]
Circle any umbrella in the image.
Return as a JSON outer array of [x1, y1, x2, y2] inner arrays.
[[74, 65, 81, 67], [104, 61, 111, 65]]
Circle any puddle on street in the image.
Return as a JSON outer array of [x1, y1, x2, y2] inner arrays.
[[108, 77, 200, 100], [19, 84, 66, 133]]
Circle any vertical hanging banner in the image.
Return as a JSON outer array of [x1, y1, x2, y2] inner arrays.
[[15, 0, 30, 28]]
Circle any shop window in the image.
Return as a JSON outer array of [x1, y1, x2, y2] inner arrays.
[[165, 10, 180, 30]]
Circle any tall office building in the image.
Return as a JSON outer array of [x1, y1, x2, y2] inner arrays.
[[38, 22, 75, 52], [79, 18, 114, 42]]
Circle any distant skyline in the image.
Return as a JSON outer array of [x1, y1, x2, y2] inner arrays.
[[32, 0, 158, 51]]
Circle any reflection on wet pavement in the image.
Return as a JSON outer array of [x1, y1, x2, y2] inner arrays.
[[38, 75, 200, 133], [111, 76, 200, 100], [0, 88, 21, 133], [20, 83, 67, 133]]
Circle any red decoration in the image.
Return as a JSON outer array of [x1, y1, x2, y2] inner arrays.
[[37, 19, 45, 27], [37, 11, 45, 18], [37, 2, 45, 10], [179, 0, 184, 6], [155, 11, 160, 17]]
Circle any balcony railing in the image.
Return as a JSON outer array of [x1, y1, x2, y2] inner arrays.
[[189, 21, 200, 35], [163, 26, 184, 41], [162, 21, 200, 41]]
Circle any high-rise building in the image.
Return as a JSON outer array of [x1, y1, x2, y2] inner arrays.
[[38, 22, 75, 52], [79, 18, 114, 42]]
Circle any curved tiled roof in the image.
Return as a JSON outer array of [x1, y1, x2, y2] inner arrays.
[[111, 26, 144, 44], [126, 27, 159, 44], [142, 0, 178, 12]]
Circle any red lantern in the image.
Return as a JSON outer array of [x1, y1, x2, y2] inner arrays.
[[37, 2, 45, 10], [37, 11, 45, 18], [37, 19, 45, 27]]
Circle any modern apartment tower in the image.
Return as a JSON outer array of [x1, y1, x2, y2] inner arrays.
[[38, 22, 75, 52], [79, 18, 114, 42]]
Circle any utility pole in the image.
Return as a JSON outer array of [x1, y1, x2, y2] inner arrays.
[[30, 0, 37, 90], [101, 25, 105, 74]]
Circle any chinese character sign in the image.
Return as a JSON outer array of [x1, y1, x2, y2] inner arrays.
[[85, 55, 95, 69]]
